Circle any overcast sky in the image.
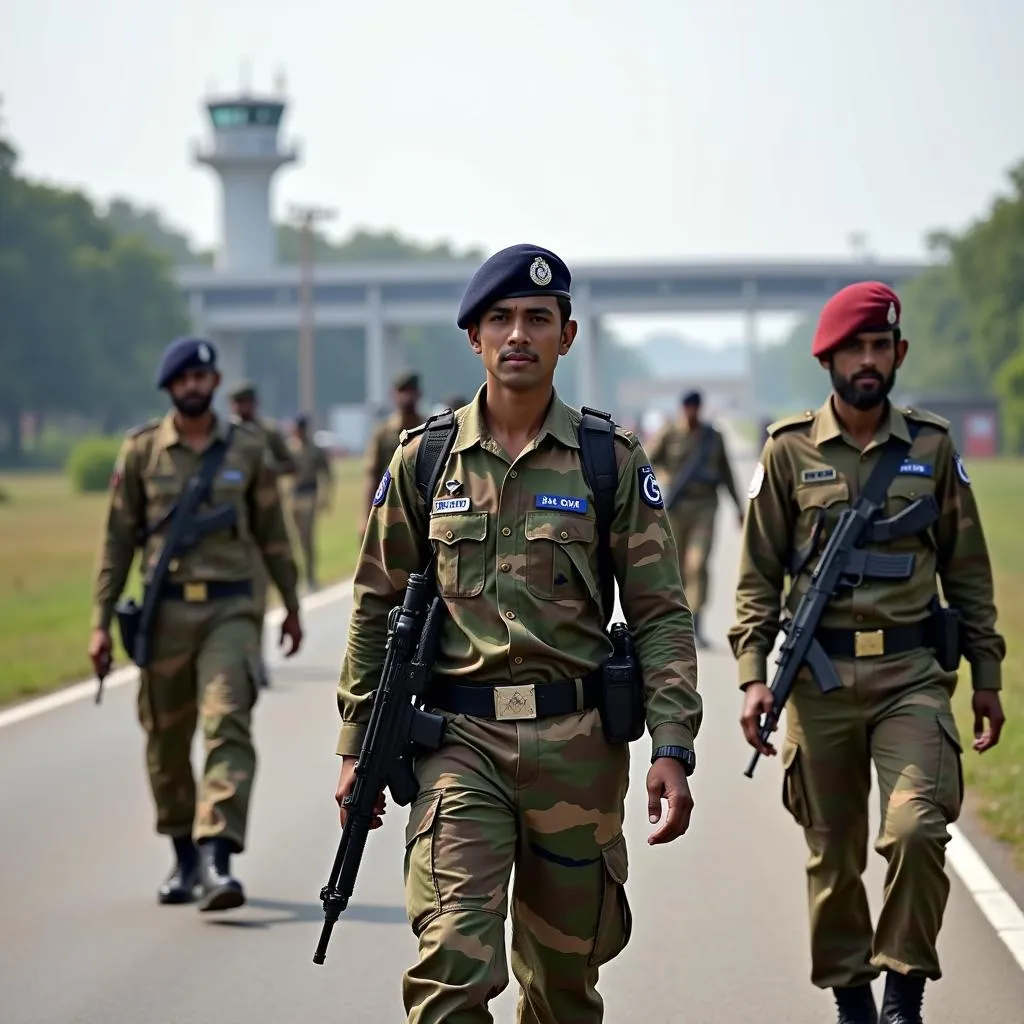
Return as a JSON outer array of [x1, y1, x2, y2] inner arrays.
[[4, 0, 1022, 344]]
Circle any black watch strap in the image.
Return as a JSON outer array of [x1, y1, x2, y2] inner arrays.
[[652, 744, 696, 775]]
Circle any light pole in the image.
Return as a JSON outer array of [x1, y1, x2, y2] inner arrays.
[[288, 204, 336, 423]]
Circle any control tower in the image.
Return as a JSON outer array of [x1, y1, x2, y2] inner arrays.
[[194, 84, 298, 271]]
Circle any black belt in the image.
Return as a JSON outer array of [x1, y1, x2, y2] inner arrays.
[[815, 621, 931, 659], [161, 580, 253, 603], [427, 672, 603, 721]]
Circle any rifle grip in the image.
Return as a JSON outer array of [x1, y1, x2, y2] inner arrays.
[[805, 637, 843, 693]]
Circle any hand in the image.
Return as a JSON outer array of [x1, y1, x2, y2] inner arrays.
[[645, 758, 694, 845], [279, 610, 303, 657], [972, 691, 1005, 753], [740, 681, 777, 757], [335, 755, 386, 829], [88, 628, 112, 678]]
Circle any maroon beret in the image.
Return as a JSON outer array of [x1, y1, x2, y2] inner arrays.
[[812, 281, 901, 358]]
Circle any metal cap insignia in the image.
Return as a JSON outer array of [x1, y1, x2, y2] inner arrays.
[[198, 342, 212, 362], [529, 256, 552, 287], [886, 302, 897, 325]]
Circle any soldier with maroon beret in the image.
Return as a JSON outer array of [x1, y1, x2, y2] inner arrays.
[[729, 281, 1006, 1023]]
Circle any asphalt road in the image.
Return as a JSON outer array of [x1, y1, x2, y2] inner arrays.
[[2, 455, 1024, 1023]]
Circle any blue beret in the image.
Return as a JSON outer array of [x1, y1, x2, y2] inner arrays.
[[682, 389, 702, 405], [456, 243, 571, 330], [155, 336, 218, 388]]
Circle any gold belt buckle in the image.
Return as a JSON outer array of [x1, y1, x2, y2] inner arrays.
[[493, 684, 537, 721], [854, 629, 884, 657], [183, 581, 208, 603]]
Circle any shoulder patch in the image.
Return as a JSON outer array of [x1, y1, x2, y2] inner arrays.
[[953, 452, 971, 486], [747, 462, 766, 499], [126, 417, 160, 438], [372, 468, 392, 507], [902, 406, 951, 432], [637, 464, 664, 508], [767, 410, 815, 438]]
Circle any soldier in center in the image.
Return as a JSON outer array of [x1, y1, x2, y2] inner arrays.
[[648, 388, 743, 647], [335, 243, 702, 1023]]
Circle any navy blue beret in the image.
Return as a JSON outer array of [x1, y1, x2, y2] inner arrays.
[[681, 389, 703, 405], [155, 336, 218, 388], [456, 243, 572, 330]]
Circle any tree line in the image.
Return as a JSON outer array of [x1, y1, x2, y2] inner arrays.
[[756, 159, 1024, 451], [0, 111, 651, 466]]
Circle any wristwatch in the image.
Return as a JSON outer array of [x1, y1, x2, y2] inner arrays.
[[651, 745, 696, 776]]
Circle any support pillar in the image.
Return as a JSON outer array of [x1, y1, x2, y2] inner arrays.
[[364, 287, 402, 430], [213, 331, 246, 417], [742, 279, 759, 417], [572, 281, 601, 409]]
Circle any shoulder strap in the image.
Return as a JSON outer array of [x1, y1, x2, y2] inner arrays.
[[856, 421, 922, 511], [578, 406, 619, 627], [664, 426, 716, 509], [414, 408, 459, 505]]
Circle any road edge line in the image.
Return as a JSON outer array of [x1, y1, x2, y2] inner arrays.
[[0, 576, 355, 732]]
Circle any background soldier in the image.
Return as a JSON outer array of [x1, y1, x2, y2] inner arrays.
[[648, 388, 743, 647], [729, 282, 1007, 1024], [334, 244, 702, 1023], [286, 412, 333, 591], [229, 381, 296, 687], [359, 371, 424, 536], [88, 337, 304, 912]]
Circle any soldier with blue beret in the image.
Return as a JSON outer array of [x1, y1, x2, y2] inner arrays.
[[336, 242, 701, 1021], [90, 334, 304, 912]]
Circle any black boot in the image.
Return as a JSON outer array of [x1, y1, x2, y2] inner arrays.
[[881, 972, 925, 1024], [833, 984, 879, 1024], [197, 838, 245, 912], [158, 836, 200, 905]]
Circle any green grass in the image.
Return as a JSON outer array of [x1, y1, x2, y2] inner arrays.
[[0, 459, 364, 705], [950, 459, 1024, 867]]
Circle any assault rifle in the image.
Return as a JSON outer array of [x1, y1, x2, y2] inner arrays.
[[313, 569, 448, 965]]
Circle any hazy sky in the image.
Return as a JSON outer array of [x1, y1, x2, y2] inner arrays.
[[5, 0, 1022, 344]]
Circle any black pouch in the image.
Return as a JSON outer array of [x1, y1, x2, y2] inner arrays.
[[929, 603, 962, 673], [114, 597, 142, 665], [599, 624, 646, 743]]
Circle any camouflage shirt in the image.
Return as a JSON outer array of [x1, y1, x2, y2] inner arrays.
[[337, 387, 702, 758], [648, 420, 741, 508], [91, 411, 301, 629], [728, 397, 1005, 691], [363, 413, 409, 490]]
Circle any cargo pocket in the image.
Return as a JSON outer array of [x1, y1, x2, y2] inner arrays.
[[429, 513, 488, 598], [524, 511, 597, 601], [588, 832, 633, 967], [934, 714, 964, 823], [403, 789, 442, 934], [781, 741, 814, 829]]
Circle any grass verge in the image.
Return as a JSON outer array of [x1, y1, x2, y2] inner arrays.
[[0, 459, 365, 705]]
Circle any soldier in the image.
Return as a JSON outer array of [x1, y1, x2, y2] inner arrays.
[[648, 388, 743, 647], [286, 412, 333, 591], [729, 282, 1006, 1024], [335, 243, 702, 1023], [359, 371, 425, 536], [229, 381, 296, 687], [87, 337, 304, 911]]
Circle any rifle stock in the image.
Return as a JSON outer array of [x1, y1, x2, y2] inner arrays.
[[313, 570, 448, 966]]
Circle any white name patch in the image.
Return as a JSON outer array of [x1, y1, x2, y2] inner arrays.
[[432, 497, 471, 514]]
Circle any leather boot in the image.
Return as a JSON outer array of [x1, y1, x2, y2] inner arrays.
[[158, 836, 200, 905], [833, 984, 879, 1024], [880, 971, 925, 1024], [197, 838, 245, 912]]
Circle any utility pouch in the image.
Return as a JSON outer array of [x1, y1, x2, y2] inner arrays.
[[114, 597, 142, 665], [599, 623, 646, 743], [929, 603, 962, 673]]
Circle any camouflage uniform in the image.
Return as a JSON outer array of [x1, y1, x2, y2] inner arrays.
[[729, 397, 1005, 994], [648, 417, 741, 618], [363, 410, 419, 512], [286, 431, 333, 589], [338, 386, 702, 1023], [92, 411, 301, 857]]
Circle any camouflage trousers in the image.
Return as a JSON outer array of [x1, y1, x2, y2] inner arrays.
[[781, 654, 964, 988], [402, 706, 632, 1024], [136, 595, 263, 853], [667, 499, 717, 614], [290, 496, 318, 587]]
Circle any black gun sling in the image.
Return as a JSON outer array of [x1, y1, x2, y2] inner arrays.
[[808, 422, 929, 659]]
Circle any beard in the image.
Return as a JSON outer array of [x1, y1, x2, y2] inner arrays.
[[171, 391, 214, 418], [831, 364, 897, 411]]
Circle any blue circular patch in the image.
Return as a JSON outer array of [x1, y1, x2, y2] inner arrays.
[[372, 468, 392, 507], [638, 465, 664, 508], [954, 453, 971, 487]]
